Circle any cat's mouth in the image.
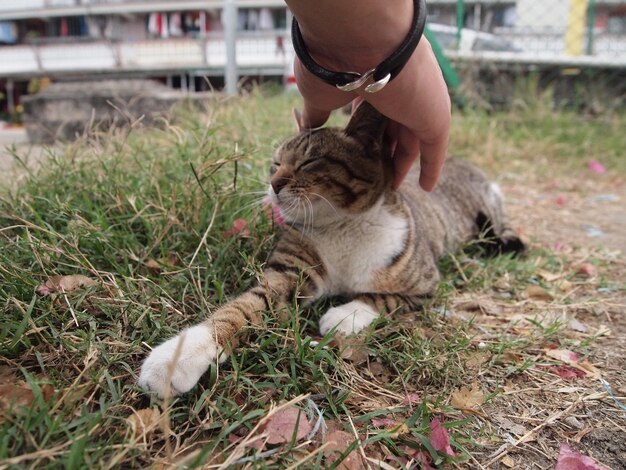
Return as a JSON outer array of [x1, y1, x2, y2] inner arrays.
[[262, 194, 286, 226], [265, 187, 322, 227]]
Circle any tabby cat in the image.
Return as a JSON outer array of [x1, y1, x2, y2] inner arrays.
[[139, 102, 524, 397]]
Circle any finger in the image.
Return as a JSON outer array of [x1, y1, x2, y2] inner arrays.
[[351, 96, 364, 113], [293, 57, 354, 128], [418, 134, 448, 192], [363, 38, 450, 191], [390, 124, 421, 189]]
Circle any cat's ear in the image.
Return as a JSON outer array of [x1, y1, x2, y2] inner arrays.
[[292, 108, 305, 132], [344, 101, 388, 143]]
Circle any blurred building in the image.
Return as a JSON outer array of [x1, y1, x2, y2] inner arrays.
[[0, 0, 625, 118], [0, 0, 291, 118]]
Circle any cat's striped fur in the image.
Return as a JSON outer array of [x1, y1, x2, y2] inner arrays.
[[139, 102, 523, 397]]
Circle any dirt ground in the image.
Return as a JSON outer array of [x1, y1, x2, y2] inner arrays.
[[472, 174, 626, 469]]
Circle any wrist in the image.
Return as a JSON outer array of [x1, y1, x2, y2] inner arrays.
[[285, 0, 413, 73]]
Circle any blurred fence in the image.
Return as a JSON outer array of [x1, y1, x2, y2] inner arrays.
[[0, 32, 290, 78], [0, 0, 624, 116], [428, 0, 626, 109]]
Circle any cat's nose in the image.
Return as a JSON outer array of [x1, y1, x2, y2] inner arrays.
[[271, 176, 289, 195]]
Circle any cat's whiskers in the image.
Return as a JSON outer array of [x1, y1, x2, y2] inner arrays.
[[278, 194, 300, 224], [304, 195, 316, 236], [230, 193, 269, 218], [309, 191, 338, 217], [299, 197, 312, 238]]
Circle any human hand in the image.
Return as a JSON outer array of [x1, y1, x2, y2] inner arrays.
[[285, 0, 451, 191], [293, 37, 450, 191]]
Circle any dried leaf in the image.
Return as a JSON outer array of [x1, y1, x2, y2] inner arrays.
[[0, 380, 54, 418], [334, 335, 369, 364], [450, 383, 484, 411], [576, 360, 601, 378], [575, 263, 597, 278], [323, 430, 365, 470], [126, 408, 161, 435], [555, 443, 609, 470], [465, 350, 492, 370], [544, 349, 600, 379], [402, 392, 420, 405], [263, 406, 311, 445], [429, 419, 456, 457], [415, 451, 436, 470], [455, 298, 503, 316], [227, 432, 264, 451], [36, 274, 97, 296], [143, 259, 161, 271], [545, 348, 580, 363], [371, 420, 409, 438], [367, 362, 392, 383], [162, 253, 180, 267], [524, 285, 553, 301], [537, 269, 564, 283], [493, 415, 527, 437], [568, 318, 588, 333], [501, 455, 516, 468]]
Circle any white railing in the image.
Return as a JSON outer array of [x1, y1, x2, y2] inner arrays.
[[1, 27, 625, 79], [0, 32, 291, 77], [0, 0, 285, 17]]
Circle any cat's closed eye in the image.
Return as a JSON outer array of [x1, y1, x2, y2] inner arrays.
[[295, 157, 320, 172]]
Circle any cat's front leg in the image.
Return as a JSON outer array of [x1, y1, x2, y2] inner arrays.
[[138, 289, 268, 398], [139, 260, 326, 397], [319, 293, 426, 336], [138, 323, 223, 397]]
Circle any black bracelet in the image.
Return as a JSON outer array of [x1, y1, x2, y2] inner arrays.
[[291, 0, 427, 93]]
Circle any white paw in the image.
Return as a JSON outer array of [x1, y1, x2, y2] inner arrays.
[[319, 300, 379, 336], [138, 324, 224, 398]]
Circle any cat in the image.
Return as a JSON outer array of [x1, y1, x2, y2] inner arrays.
[[138, 102, 524, 397]]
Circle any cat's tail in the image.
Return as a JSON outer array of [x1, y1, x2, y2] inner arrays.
[[476, 211, 526, 257]]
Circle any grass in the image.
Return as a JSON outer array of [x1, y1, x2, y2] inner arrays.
[[1, 86, 625, 469]]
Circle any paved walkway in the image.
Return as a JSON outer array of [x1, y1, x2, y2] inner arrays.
[[0, 126, 46, 190]]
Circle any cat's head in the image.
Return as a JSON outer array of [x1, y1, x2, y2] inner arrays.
[[268, 102, 393, 227]]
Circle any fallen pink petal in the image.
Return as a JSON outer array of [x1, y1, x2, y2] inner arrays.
[[550, 365, 586, 380], [414, 450, 436, 470], [371, 417, 397, 428], [555, 195, 567, 205], [555, 443, 608, 470], [587, 160, 606, 175], [429, 419, 456, 457], [402, 392, 420, 405], [262, 406, 311, 445], [223, 218, 250, 239]]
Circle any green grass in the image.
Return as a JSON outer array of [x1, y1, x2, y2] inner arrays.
[[1, 87, 624, 468]]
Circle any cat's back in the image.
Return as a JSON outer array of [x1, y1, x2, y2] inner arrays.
[[396, 158, 500, 251]]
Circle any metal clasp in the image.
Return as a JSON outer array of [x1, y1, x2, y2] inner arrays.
[[336, 68, 391, 93]]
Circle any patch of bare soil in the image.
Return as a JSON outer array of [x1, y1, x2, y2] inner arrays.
[[0, 128, 48, 191], [469, 172, 626, 469], [506, 174, 626, 255]]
